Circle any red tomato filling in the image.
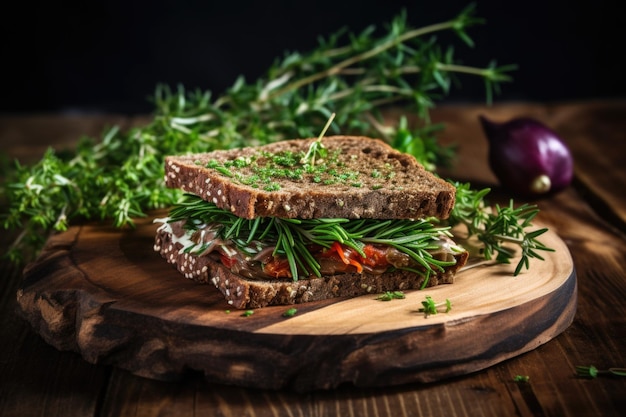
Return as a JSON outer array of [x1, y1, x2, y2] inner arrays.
[[263, 257, 292, 278], [219, 242, 395, 279]]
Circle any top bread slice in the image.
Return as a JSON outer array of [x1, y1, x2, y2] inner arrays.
[[164, 135, 456, 220]]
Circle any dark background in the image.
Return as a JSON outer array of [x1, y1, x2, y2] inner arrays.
[[3, 0, 624, 115]]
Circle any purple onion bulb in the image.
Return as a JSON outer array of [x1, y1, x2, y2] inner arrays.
[[479, 115, 574, 197]]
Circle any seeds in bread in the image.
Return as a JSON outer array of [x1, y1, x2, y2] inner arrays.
[[164, 136, 456, 220]]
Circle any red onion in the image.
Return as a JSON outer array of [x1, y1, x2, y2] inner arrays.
[[479, 115, 574, 197]]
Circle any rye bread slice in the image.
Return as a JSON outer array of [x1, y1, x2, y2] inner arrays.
[[154, 226, 469, 309], [164, 136, 455, 220]]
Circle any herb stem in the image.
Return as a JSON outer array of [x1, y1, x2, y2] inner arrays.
[[436, 63, 511, 80], [266, 18, 472, 101], [576, 365, 626, 378]]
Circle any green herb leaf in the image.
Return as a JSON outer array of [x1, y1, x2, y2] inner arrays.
[[391, 116, 454, 171], [376, 291, 406, 301], [418, 295, 451, 317], [282, 308, 298, 317]]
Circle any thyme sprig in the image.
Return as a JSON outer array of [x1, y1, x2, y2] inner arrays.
[[300, 113, 334, 166], [1, 5, 515, 264], [448, 182, 554, 275], [168, 194, 455, 281], [575, 365, 626, 378], [418, 295, 452, 317]]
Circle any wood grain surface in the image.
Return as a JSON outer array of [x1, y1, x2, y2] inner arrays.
[[16, 215, 576, 391], [1, 101, 625, 416]]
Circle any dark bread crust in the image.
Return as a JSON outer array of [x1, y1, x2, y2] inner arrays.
[[155, 226, 469, 309], [164, 136, 456, 220]]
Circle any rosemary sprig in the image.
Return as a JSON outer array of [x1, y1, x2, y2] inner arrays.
[[448, 182, 554, 275], [1, 5, 515, 264], [167, 194, 454, 281]]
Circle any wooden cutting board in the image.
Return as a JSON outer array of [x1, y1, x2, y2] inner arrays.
[[17, 214, 576, 391]]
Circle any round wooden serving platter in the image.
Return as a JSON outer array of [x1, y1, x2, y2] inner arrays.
[[17, 215, 576, 391]]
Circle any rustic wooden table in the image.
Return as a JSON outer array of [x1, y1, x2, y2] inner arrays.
[[1, 101, 625, 416]]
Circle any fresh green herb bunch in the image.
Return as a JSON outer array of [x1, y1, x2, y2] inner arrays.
[[168, 193, 456, 282], [1, 4, 515, 264], [150, 3, 513, 156]]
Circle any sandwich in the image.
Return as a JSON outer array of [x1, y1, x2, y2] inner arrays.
[[153, 135, 469, 309]]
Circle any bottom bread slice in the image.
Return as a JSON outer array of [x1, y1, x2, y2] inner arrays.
[[154, 227, 469, 309]]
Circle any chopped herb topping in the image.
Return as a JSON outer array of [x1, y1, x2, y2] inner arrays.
[[204, 146, 396, 191], [264, 183, 281, 192]]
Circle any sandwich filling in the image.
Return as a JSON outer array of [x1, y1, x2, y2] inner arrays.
[[155, 194, 467, 284]]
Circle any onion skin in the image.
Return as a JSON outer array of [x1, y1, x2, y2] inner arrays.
[[479, 115, 574, 198]]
